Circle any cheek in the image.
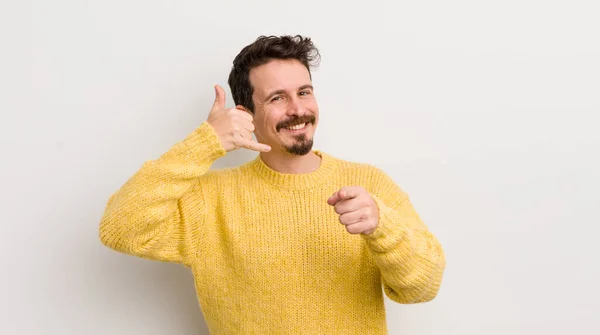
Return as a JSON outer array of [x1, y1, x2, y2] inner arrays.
[[304, 99, 319, 114], [264, 108, 287, 130], [253, 115, 268, 136], [255, 108, 277, 136], [252, 104, 269, 132], [261, 108, 273, 131]]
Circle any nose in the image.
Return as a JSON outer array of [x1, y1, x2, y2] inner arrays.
[[286, 96, 306, 116]]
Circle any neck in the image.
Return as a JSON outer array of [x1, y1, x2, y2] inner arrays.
[[259, 150, 321, 174]]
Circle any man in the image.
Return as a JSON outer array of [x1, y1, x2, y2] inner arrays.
[[99, 35, 445, 334]]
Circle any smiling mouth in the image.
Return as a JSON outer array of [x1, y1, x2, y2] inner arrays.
[[284, 122, 307, 131], [277, 116, 315, 132]]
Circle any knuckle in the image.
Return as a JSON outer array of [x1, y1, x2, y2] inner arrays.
[[232, 133, 243, 144]]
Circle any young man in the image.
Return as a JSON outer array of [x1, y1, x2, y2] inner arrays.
[[99, 35, 446, 334]]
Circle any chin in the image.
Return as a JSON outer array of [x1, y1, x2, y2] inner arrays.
[[284, 138, 314, 156]]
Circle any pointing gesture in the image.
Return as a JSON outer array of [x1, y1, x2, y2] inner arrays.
[[207, 85, 271, 153], [328, 186, 380, 235]]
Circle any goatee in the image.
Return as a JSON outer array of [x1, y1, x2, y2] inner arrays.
[[284, 133, 313, 155], [277, 114, 316, 155]]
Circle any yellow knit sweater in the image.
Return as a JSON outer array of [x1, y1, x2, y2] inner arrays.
[[99, 121, 446, 334]]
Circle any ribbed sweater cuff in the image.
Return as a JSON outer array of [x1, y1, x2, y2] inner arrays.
[[180, 121, 227, 165]]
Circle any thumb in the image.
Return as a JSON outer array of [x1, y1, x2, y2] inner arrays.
[[212, 85, 226, 110], [327, 190, 343, 206]]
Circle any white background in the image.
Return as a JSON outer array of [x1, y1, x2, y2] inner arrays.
[[3, 0, 599, 334]]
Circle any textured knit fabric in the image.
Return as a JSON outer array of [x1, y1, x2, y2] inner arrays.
[[99, 121, 446, 334]]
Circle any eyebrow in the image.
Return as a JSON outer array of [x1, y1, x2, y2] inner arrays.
[[263, 85, 314, 102]]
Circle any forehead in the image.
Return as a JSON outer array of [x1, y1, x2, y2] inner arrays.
[[249, 59, 311, 96]]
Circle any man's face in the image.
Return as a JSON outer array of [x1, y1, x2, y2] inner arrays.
[[248, 59, 318, 156]]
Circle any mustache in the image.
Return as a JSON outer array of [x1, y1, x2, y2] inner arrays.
[[276, 115, 316, 131]]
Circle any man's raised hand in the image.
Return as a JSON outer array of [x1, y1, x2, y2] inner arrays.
[[206, 85, 271, 153]]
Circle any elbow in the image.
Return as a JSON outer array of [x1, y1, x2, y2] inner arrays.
[[98, 195, 123, 250], [98, 221, 112, 248], [98, 212, 128, 252], [98, 217, 116, 249], [413, 274, 444, 303], [385, 280, 443, 304], [386, 258, 446, 304]]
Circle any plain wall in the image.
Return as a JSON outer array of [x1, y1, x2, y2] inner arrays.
[[3, 0, 600, 333]]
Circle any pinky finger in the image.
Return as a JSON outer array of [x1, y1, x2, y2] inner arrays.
[[241, 138, 271, 152]]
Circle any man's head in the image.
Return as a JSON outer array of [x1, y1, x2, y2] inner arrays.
[[227, 35, 320, 156]]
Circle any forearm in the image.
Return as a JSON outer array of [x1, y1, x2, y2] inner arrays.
[[363, 196, 446, 303], [99, 122, 225, 263]]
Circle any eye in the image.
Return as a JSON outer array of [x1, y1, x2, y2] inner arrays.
[[299, 90, 311, 96], [271, 96, 283, 102]]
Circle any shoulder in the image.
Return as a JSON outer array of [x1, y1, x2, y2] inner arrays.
[[322, 151, 409, 201], [192, 164, 248, 201], [195, 162, 247, 190], [321, 151, 390, 179]]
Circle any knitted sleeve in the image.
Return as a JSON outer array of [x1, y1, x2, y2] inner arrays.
[[99, 122, 226, 266], [362, 168, 446, 304]]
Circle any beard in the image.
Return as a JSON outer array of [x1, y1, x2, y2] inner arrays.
[[284, 133, 314, 155], [277, 115, 316, 156]]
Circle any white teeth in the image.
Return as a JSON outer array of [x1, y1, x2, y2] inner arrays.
[[286, 123, 306, 130]]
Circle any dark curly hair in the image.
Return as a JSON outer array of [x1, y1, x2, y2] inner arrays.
[[227, 35, 321, 113]]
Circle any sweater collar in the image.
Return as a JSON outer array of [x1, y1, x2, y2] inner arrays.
[[249, 150, 338, 190]]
